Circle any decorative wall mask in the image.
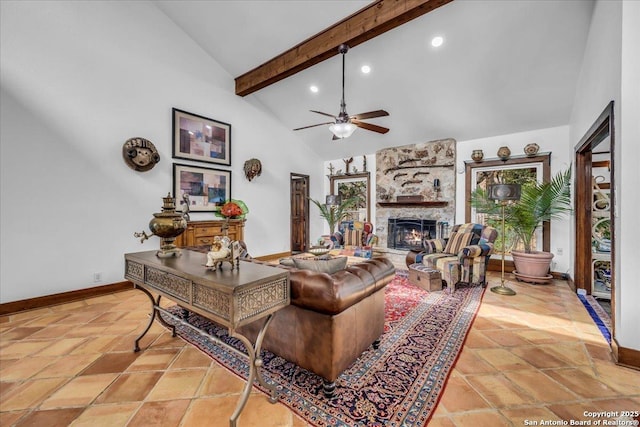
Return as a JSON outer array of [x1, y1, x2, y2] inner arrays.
[[122, 137, 160, 172], [243, 158, 262, 181]]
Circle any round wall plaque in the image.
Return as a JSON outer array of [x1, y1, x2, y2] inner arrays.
[[122, 137, 160, 172]]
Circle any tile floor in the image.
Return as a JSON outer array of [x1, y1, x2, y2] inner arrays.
[[1, 272, 639, 427]]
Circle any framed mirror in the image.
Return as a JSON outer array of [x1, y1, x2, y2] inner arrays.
[[330, 172, 371, 222]]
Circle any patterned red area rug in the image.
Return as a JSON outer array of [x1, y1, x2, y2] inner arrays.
[[167, 272, 484, 426]]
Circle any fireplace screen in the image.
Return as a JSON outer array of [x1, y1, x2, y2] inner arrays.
[[387, 218, 438, 250]]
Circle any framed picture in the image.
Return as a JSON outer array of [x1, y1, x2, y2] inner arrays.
[[172, 108, 231, 166], [330, 172, 370, 222], [173, 163, 231, 212]]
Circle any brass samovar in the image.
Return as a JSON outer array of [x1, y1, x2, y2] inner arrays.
[[134, 193, 187, 257]]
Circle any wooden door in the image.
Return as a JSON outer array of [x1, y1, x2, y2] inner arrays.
[[290, 174, 309, 253]]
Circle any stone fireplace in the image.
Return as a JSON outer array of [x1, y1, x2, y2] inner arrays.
[[375, 139, 456, 264]]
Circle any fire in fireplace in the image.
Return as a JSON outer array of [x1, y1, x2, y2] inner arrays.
[[387, 218, 438, 250]]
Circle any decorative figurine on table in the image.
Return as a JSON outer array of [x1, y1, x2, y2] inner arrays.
[[206, 236, 241, 270]]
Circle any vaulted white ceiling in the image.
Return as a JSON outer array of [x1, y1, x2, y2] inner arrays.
[[155, 0, 595, 160]]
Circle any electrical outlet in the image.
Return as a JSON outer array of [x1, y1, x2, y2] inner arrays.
[[93, 272, 102, 283], [556, 248, 563, 255]]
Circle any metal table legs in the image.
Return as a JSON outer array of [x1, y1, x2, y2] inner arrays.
[[132, 285, 279, 427]]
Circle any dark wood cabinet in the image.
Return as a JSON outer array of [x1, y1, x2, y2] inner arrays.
[[175, 219, 245, 247]]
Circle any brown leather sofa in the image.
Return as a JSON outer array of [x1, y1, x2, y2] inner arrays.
[[238, 256, 396, 397]]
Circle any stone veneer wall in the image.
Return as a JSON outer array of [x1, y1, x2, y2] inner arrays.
[[375, 138, 456, 249]]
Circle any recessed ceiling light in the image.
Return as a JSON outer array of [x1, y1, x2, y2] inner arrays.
[[309, 85, 319, 93], [361, 65, 371, 74], [431, 36, 444, 47]]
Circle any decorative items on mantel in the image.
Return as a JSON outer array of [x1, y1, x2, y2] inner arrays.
[[524, 142, 540, 157], [471, 149, 484, 162], [497, 146, 511, 161], [327, 154, 368, 177]]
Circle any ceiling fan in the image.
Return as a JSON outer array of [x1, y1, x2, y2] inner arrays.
[[293, 44, 389, 140]]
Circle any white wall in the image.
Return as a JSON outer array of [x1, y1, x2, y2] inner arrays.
[[0, 1, 323, 303], [569, 0, 640, 352], [617, 0, 640, 352]]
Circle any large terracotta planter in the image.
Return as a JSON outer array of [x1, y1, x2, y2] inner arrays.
[[511, 250, 554, 284]]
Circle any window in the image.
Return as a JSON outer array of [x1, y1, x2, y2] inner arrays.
[[465, 154, 551, 255]]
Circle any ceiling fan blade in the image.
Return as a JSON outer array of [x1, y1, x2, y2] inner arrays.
[[352, 120, 389, 134], [310, 110, 337, 118], [351, 110, 389, 120], [293, 122, 334, 131]]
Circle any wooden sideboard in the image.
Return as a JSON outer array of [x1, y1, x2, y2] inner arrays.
[[175, 219, 245, 247]]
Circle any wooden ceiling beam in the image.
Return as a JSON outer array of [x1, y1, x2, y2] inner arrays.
[[234, 0, 453, 97]]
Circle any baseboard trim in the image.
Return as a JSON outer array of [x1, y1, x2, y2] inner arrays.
[[612, 338, 640, 370], [0, 281, 133, 317]]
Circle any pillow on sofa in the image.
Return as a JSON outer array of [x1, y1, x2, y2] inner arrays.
[[293, 256, 348, 274]]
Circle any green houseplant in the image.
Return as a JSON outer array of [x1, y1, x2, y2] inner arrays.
[[310, 197, 357, 235], [471, 167, 572, 282]]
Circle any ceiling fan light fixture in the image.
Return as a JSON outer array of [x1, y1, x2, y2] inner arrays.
[[329, 122, 357, 139]]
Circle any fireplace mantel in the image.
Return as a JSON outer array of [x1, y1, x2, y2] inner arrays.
[[376, 201, 448, 208]]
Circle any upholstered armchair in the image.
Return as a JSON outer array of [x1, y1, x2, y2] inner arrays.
[[406, 223, 497, 290], [331, 220, 378, 248]]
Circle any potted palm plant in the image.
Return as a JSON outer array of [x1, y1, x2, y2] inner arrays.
[[471, 167, 572, 283], [309, 197, 357, 235]]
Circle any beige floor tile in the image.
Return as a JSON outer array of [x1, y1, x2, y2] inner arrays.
[[180, 396, 241, 427], [0, 355, 58, 381], [199, 366, 245, 396], [501, 406, 560, 425], [69, 402, 140, 427], [32, 353, 101, 379], [36, 337, 87, 357], [13, 407, 84, 426], [126, 347, 180, 371], [127, 399, 191, 427], [543, 368, 619, 399], [1, 340, 52, 359], [39, 373, 118, 409], [450, 409, 511, 426], [503, 370, 578, 403], [239, 394, 295, 427], [94, 371, 162, 403], [474, 348, 535, 371], [0, 378, 66, 411], [171, 346, 213, 369], [0, 326, 43, 341], [591, 359, 640, 395], [465, 373, 534, 407], [438, 377, 490, 413], [146, 368, 207, 400], [510, 345, 574, 369], [0, 409, 28, 426], [453, 349, 499, 375]]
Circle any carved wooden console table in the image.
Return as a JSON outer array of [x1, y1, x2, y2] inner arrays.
[[124, 250, 289, 427]]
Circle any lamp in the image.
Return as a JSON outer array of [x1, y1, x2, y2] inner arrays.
[[487, 183, 521, 295], [329, 122, 357, 139]]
